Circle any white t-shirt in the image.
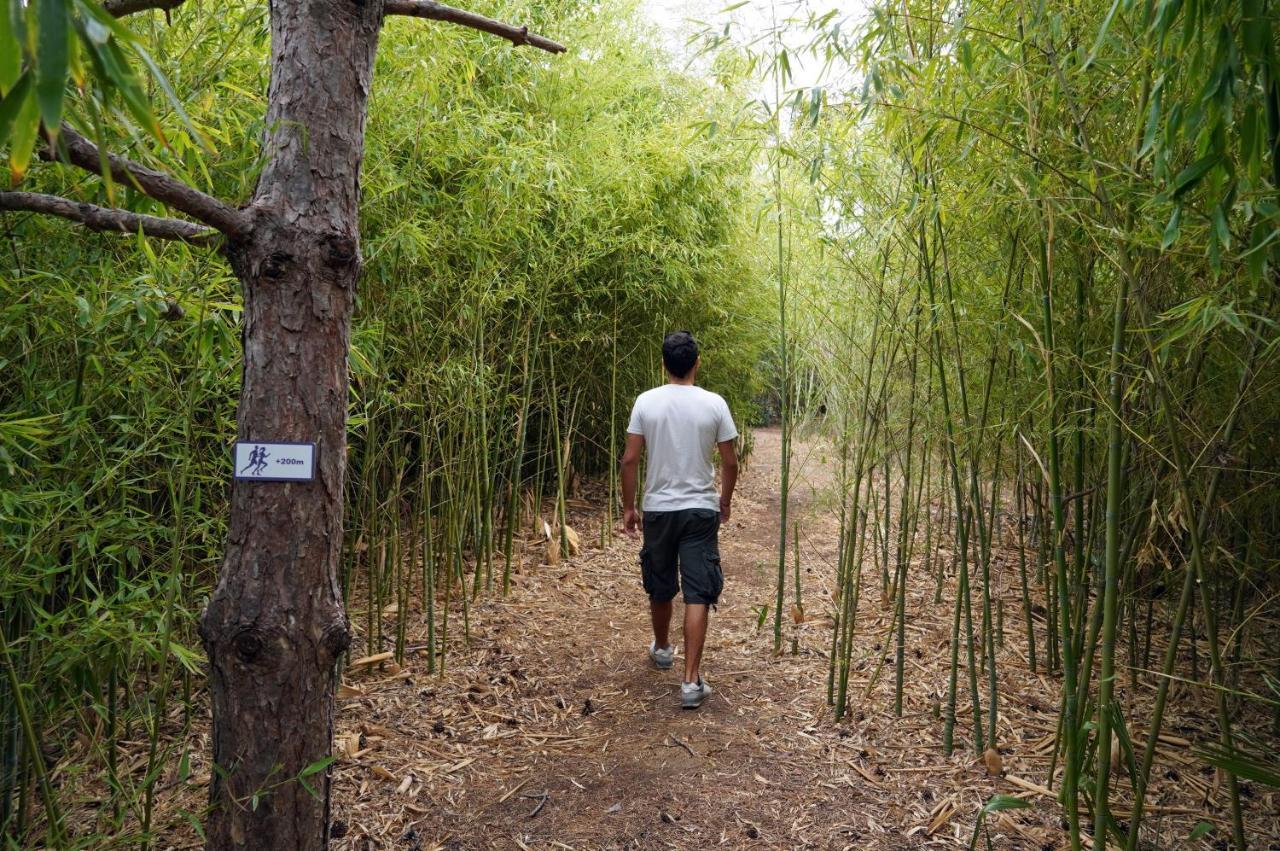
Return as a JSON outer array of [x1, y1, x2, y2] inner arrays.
[[627, 384, 738, 512]]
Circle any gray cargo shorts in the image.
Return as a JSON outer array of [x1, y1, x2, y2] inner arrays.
[[639, 507, 723, 606]]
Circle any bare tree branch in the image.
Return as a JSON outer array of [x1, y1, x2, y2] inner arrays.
[[0, 190, 217, 246], [43, 126, 251, 238], [383, 0, 566, 53], [0, 191, 219, 245], [104, 0, 186, 17]]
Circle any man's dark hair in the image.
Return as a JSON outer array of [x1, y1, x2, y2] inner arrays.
[[662, 331, 699, 378]]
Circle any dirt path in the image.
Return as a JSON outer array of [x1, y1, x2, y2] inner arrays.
[[314, 428, 1277, 851], [327, 428, 888, 850]]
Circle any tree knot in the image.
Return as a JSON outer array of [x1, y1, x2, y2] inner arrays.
[[231, 628, 266, 663], [262, 251, 292, 279], [323, 233, 358, 270], [322, 620, 352, 659]]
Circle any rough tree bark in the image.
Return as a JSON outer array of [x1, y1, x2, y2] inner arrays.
[[195, 2, 381, 846], [2, 0, 561, 845]]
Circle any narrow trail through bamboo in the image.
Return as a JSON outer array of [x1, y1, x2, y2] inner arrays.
[[174, 428, 1280, 851]]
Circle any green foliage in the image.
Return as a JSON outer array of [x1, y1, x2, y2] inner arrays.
[[1199, 737, 1280, 788], [0, 0, 770, 843], [731, 0, 1280, 843], [968, 794, 1031, 851], [1, 0, 179, 177]]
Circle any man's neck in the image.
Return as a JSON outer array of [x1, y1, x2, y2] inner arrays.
[[667, 375, 696, 387]]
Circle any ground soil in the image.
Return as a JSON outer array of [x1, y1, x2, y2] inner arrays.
[[317, 429, 1279, 850], [136, 428, 1278, 849]]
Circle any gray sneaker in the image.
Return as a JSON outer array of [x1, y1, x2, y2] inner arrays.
[[649, 641, 674, 669], [680, 677, 711, 709]]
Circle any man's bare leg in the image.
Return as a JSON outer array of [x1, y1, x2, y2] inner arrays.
[[651, 599, 673, 650], [683, 603, 708, 683]]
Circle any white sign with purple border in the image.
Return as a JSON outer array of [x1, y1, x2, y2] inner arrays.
[[233, 441, 316, 482]]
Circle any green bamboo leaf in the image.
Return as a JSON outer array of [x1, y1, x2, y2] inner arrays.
[[1243, 220, 1272, 282], [1198, 744, 1280, 787], [1164, 101, 1182, 152], [0, 71, 32, 143], [1240, 103, 1262, 184], [1180, 0, 1200, 51], [298, 755, 335, 778], [1083, 0, 1123, 69], [1241, 0, 1265, 60], [1139, 77, 1163, 158], [87, 37, 162, 140], [1110, 702, 1139, 794], [1208, 223, 1223, 274], [182, 811, 206, 841], [74, 0, 145, 44], [134, 44, 199, 142], [1211, 203, 1231, 249], [7, 81, 39, 181], [1154, 0, 1183, 43], [982, 794, 1031, 813], [969, 794, 1032, 851], [35, 0, 70, 134], [1241, 100, 1259, 155], [1170, 154, 1218, 198], [5, 0, 27, 52], [80, 11, 110, 47], [0, 0, 19, 92], [1161, 205, 1181, 249], [66, 20, 84, 87], [1189, 822, 1214, 840]]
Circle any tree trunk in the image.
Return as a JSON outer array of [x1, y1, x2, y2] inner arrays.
[[198, 1, 382, 847]]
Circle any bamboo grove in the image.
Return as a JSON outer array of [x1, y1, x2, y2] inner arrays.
[[0, 1, 771, 843], [753, 0, 1280, 846], [2, 0, 1279, 846]]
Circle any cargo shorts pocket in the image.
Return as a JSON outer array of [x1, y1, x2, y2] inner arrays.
[[640, 547, 678, 602], [680, 545, 723, 607], [639, 547, 655, 596], [706, 551, 724, 606]]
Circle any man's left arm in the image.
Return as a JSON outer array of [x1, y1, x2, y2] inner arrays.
[[717, 440, 738, 523]]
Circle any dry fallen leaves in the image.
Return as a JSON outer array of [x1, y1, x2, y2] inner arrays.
[[563, 524, 581, 556], [336, 731, 361, 760], [347, 652, 393, 670]]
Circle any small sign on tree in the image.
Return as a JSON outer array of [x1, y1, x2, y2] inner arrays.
[[234, 441, 317, 482], [0, 0, 563, 846]]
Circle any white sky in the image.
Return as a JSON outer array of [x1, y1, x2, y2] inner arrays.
[[640, 0, 865, 104]]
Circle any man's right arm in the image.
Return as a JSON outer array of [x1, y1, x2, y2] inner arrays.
[[717, 439, 738, 523], [620, 433, 645, 536]]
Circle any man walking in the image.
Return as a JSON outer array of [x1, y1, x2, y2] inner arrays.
[[620, 331, 738, 709]]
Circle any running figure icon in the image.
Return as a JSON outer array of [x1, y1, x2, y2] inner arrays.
[[240, 445, 270, 476]]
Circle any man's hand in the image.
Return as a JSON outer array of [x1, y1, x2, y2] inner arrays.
[[720, 501, 731, 523], [620, 434, 644, 539]]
